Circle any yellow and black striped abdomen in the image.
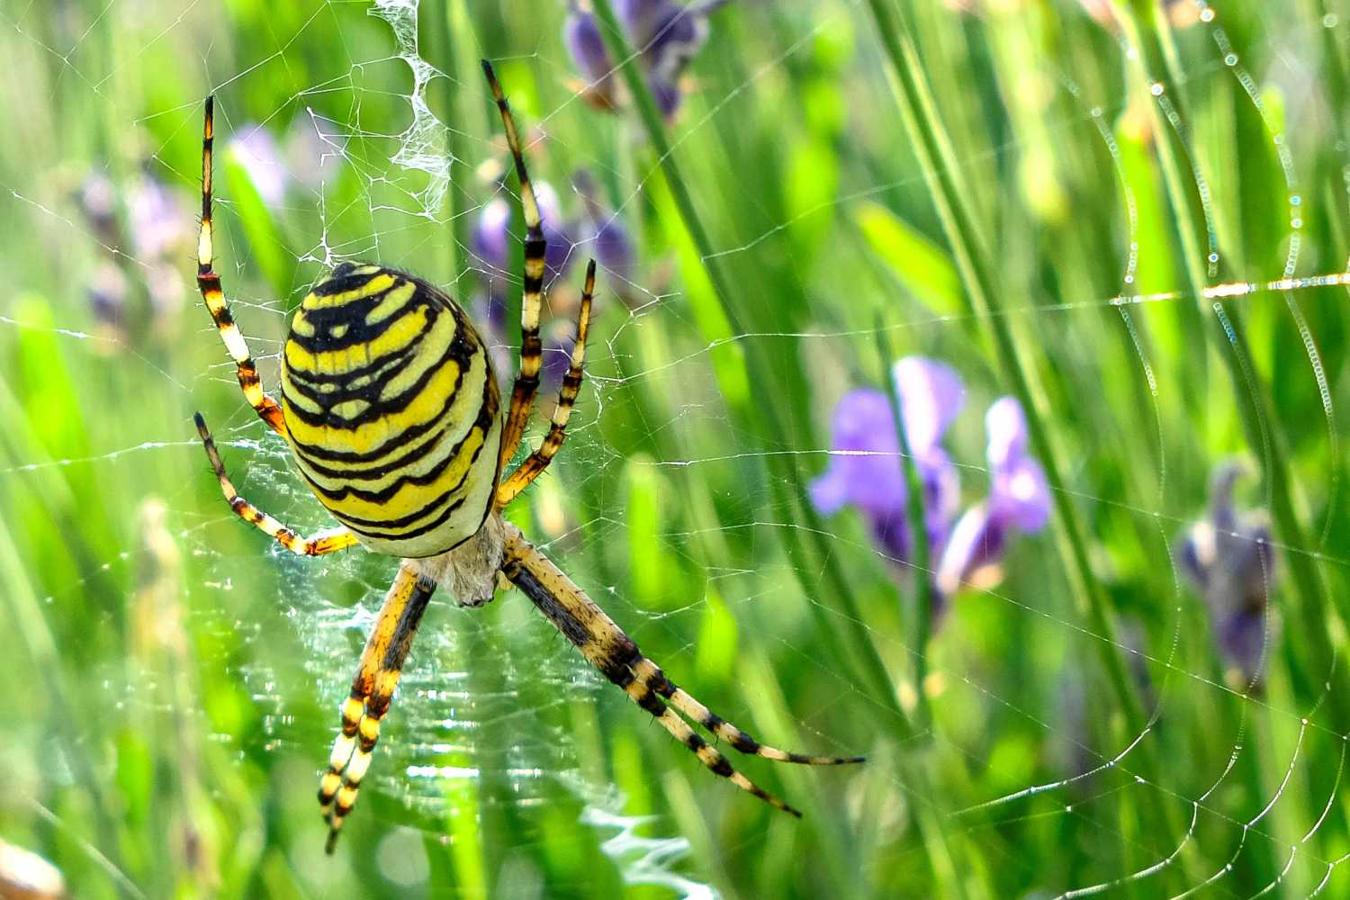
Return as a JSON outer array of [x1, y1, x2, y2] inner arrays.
[[280, 263, 502, 558]]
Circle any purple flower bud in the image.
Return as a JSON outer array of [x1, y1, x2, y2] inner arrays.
[[129, 176, 189, 260], [985, 397, 1050, 532], [811, 356, 964, 567], [620, 0, 710, 64], [867, 509, 911, 563], [473, 197, 513, 273], [542, 328, 578, 386], [985, 395, 1028, 468], [935, 503, 1004, 598], [573, 170, 636, 288], [809, 388, 908, 520], [935, 396, 1049, 599], [989, 453, 1051, 532], [473, 181, 576, 290], [590, 215, 635, 284], [564, 0, 721, 119], [892, 356, 965, 455], [230, 125, 288, 208], [287, 113, 347, 191], [1177, 462, 1276, 685], [564, 4, 619, 108]]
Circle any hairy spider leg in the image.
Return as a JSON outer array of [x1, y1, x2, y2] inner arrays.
[[499, 524, 863, 818], [482, 60, 549, 473], [319, 561, 436, 853], [196, 96, 287, 436], [193, 413, 359, 556], [496, 259, 595, 506]]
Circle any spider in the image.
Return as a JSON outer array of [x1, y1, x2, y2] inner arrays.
[[191, 61, 863, 853]]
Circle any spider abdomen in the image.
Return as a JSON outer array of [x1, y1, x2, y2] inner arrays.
[[280, 263, 502, 558]]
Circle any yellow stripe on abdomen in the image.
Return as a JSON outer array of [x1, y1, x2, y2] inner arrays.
[[279, 263, 503, 557], [311, 424, 487, 524], [283, 360, 463, 455]]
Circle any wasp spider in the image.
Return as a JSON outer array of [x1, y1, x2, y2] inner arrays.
[[192, 61, 862, 853]]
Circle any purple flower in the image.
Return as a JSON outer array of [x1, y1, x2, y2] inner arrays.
[[78, 170, 191, 343], [542, 325, 579, 385], [471, 178, 593, 397], [893, 356, 966, 458], [1177, 463, 1276, 686], [564, 6, 619, 109], [472, 182, 573, 290], [984, 397, 1050, 532], [287, 113, 347, 191], [87, 260, 128, 333], [128, 175, 190, 260], [587, 214, 635, 284], [935, 397, 1050, 598], [77, 173, 119, 247], [810, 357, 964, 564], [563, 0, 723, 119], [472, 197, 514, 274], [811, 364, 1051, 618], [230, 125, 288, 208], [474, 169, 637, 311], [573, 170, 635, 289], [809, 389, 908, 519]]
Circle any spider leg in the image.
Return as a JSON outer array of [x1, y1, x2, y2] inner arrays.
[[636, 658, 864, 766], [496, 260, 595, 507], [196, 97, 287, 436], [498, 524, 862, 817], [194, 412, 359, 556], [319, 561, 436, 853], [482, 60, 547, 473]]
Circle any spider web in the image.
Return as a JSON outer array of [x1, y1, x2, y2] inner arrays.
[[1, 0, 1349, 897]]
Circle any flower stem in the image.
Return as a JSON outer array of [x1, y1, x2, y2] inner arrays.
[[874, 316, 933, 731]]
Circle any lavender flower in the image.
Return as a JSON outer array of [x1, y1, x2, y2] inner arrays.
[[1177, 463, 1276, 687], [87, 260, 128, 336], [564, 5, 618, 109], [563, 0, 723, 119], [287, 113, 347, 191], [935, 397, 1050, 598], [811, 363, 1050, 613], [472, 181, 574, 290], [472, 196, 514, 275], [809, 357, 963, 564], [573, 169, 636, 292], [586, 213, 635, 285], [229, 125, 288, 208], [473, 168, 637, 306], [233, 116, 350, 205], [77, 170, 192, 343], [78, 173, 119, 248], [128, 175, 190, 260], [542, 323, 581, 385]]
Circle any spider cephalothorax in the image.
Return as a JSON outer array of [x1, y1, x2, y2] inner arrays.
[[191, 61, 862, 854]]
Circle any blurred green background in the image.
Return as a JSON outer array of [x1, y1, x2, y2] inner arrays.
[[2, 0, 1349, 896]]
